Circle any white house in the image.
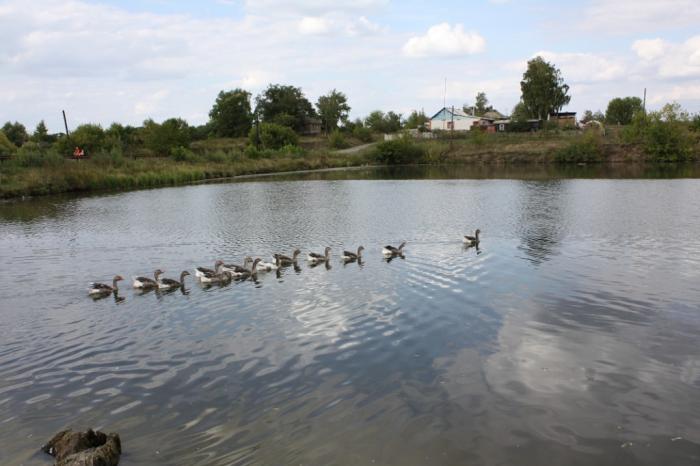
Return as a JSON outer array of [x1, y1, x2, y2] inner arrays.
[[429, 107, 481, 131]]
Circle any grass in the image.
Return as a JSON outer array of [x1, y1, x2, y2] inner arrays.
[[1, 129, 696, 199], [0, 150, 372, 199]]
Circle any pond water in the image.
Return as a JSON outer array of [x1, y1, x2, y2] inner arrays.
[[1, 165, 700, 465]]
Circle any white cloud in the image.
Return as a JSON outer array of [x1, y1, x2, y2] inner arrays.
[[632, 35, 700, 78], [402, 23, 485, 58], [298, 16, 332, 35], [243, 0, 389, 15], [531, 51, 626, 83]]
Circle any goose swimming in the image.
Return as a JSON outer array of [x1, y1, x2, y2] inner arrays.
[[159, 270, 190, 289], [274, 249, 301, 265], [89, 275, 123, 295], [307, 247, 331, 263], [222, 257, 253, 276], [231, 258, 262, 280], [463, 229, 481, 246], [257, 255, 280, 271], [199, 262, 231, 283], [195, 260, 224, 278], [382, 242, 406, 256], [133, 269, 163, 289], [341, 246, 364, 261]]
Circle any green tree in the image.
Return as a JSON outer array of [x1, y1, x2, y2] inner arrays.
[[30, 120, 50, 144], [404, 110, 429, 129], [0, 131, 17, 155], [520, 56, 571, 120], [316, 89, 350, 133], [605, 97, 643, 125], [105, 123, 137, 152], [71, 124, 106, 153], [209, 88, 253, 137], [255, 84, 315, 133], [465, 92, 493, 116], [364, 110, 402, 133], [511, 101, 531, 122], [2, 121, 29, 147], [142, 118, 191, 156]]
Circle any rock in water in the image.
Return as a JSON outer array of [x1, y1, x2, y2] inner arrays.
[[42, 428, 121, 466]]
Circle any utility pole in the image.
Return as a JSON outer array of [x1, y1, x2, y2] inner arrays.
[[62, 110, 70, 137], [643, 88, 647, 115], [450, 105, 455, 149], [443, 77, 447, 131]]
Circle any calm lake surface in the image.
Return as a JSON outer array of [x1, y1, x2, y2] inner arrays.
[[1, 165, 700, 465]]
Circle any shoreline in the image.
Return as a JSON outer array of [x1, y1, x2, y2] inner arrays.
[[2, 136, 698, 200]]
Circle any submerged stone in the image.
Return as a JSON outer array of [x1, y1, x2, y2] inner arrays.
[[42, 428, 121, 466]]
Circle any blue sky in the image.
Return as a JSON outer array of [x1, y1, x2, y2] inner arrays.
[[1, 0, 699, 132]]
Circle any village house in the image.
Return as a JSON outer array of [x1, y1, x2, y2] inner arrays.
[[301, 117, 322, 136], [548, 112, 577, 128], [428, 107, 481, 131]]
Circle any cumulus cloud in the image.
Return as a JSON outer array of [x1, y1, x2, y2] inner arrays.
[[632, 38, 667, 61], [402, 23, 485, 58], [298, 16, 332, 35], [632, 35, 700, 78], [532, 51, 626, 82]]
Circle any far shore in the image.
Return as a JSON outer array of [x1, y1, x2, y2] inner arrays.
[[1, 132, 698, 200]]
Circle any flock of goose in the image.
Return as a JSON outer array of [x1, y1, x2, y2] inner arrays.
[[88, 229, 481, 298]]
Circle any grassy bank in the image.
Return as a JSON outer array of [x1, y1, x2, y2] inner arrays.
[[2, 129, 698, 199], [0, 150, 371, 199]]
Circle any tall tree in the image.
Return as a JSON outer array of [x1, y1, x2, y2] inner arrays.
[[209, 88, 253, 137], [141, 118, 191, 156], [605, 97, 643, 125], [404, 110, 429, 129], [520, 56, 571, 120], [255, 84, 315, 133], [31, 120, 50, 143], [1, 121, 29, 147], [364, 110, 402, 133], [316, 89, 350, 133], [511, 101, 531, 122]]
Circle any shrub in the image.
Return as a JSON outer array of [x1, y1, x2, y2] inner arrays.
[[643, 118, 694, 162], [92, 147, 126, 167], [170, 146, 201, 163], [142, 118, 191, 156], [328, 129, 349, 149], [690, 114, 700, 133], [554, 131, 603, 163], [248, 122, 298, 150], [352, 126, 373, 142], [468, 128, 487, 146], [372, 137, 426, 165], [14, 143, 65, 167], [279, 144, 305, 157], [0, 130, 17, 155]]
